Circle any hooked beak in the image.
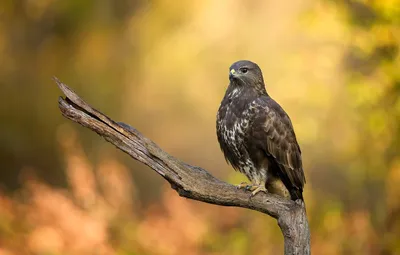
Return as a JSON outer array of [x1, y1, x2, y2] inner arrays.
[[229, 68, 237, 81]]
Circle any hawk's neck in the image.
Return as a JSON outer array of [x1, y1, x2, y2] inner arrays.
[[224, 82, 268, 102], [219, 83, 268, 122]]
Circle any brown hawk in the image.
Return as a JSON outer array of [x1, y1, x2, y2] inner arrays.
[[216, 60, 305, 201]]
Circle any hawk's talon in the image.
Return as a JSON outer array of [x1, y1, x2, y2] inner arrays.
[[236, 182, 250, 189], [250, 185, 268, 197], [236, 183, 268, 196]]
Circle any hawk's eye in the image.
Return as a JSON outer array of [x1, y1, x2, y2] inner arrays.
[[241, 68, 248, 73]]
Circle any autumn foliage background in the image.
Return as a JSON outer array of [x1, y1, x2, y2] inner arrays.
[[1, 0, 400, 254]]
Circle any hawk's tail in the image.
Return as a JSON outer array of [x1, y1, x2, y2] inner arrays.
[[290, 189, 307, 215], [290, 188, 304, 202]]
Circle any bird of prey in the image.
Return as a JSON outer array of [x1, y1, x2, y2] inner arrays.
[[216, 60, 305, 201]]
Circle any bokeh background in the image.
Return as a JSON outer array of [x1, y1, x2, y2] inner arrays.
[[1, 0, 400, 254]]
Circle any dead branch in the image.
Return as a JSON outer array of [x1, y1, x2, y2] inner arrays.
[[54, 77, 310, 255]]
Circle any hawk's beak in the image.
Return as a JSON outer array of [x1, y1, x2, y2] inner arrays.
[[229, 69, 237, 80]]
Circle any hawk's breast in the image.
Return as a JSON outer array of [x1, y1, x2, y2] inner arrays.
[[216, 95, 258, 178]]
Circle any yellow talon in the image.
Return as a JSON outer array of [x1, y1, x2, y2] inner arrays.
[[236, 182, 250, 189], [236, 183, 268, 196], [250, 185, 268, 196]]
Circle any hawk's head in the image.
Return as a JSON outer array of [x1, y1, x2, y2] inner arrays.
[[229, 60, 264, 85], [229, 60, 265, 90]]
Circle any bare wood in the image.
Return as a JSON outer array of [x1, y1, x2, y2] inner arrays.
[[54, 77, 310, 255]]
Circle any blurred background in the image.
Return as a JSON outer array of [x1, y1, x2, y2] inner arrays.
[[1, 0, 399, 254]]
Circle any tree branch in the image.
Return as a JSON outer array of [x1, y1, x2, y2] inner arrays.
[[54, 77, 310, 255]]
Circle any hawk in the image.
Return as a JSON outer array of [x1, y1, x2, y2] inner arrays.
[[216, 60, 305, 201]]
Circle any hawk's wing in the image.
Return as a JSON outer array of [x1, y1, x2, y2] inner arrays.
[[252, 97, 306, 197]]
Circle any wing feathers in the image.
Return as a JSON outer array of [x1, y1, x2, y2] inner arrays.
[[262, 104, 305, 191]]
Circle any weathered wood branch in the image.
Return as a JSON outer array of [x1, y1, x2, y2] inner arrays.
[[54, 77, 310, 255]]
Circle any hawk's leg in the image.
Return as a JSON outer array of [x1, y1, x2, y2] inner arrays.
[[244, 171, 269, 196]]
